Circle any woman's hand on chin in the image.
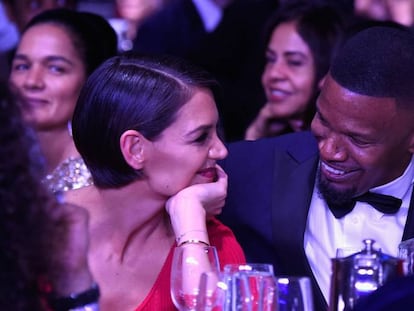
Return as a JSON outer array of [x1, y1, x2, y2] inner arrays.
[[165, 164, 227, 242]]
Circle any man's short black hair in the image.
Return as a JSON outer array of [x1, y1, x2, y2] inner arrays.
[[331, 25, 414, 102]]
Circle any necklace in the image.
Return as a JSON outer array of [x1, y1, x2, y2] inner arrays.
[[43, 157, 93, 193]]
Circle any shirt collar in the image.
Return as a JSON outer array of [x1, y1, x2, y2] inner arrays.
[[371, 155, 414, 200]]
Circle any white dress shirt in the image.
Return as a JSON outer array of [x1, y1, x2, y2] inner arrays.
[[305, 156, 414, 302]]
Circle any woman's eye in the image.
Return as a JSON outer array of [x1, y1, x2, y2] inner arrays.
[[49, 65, 66, 73], [265, 55, 276, 64], [194, 132, 209, 144], [12, 63, 29, 71], [287, 59, 304, 67]]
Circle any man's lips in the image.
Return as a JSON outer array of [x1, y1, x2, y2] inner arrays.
[[198, 167, 217, 180], [320, 161, 358, 182], [321, 162, 346, 175]]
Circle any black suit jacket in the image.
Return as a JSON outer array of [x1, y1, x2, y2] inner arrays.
[[353, 275, 414, 311], [219, 131, 414, 311]]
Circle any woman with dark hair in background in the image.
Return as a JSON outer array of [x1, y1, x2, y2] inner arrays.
[[245, 2, 345, 140], [9, 8, 118, 195], [132, 0, 279, 142]]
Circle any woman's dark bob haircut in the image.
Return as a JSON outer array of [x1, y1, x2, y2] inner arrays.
[[72, 53, 219, 189]]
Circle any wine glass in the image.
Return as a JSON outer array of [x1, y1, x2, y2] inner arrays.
[[196, 271, 228, 311], [276, 276, 314, 311], [223, 263, 275, 275], [398, 238, 414, 275], [223, 263, 278, 311], [171, 244, 220, 311]]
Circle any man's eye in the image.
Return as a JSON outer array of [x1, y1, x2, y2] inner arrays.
[[350, 136, 370, 147]]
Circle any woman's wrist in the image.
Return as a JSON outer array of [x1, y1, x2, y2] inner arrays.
[[176, 229, 209, 246], [178, 239, 210, 247], [166, 195, 209, 244]]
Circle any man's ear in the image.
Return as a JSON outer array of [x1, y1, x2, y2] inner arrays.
[[120, 130, 146, 170]]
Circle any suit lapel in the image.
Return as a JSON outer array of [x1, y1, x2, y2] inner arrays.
[[270, 144, 328, 310], [402, 185, 414, 240], [271, 147, 319, 273]]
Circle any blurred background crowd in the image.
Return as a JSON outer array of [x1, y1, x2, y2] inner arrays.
[[1, 0, 414, 143], [2, 1, 414, 310]]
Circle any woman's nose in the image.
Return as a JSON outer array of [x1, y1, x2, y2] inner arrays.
[[23, 67, 45, 89], [267, 60, 288, 79], [209, 135, 228, 160]]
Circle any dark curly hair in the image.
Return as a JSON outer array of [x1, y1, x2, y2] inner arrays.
[[0, 83, 55, 310]]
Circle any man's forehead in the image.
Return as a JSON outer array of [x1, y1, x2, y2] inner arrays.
[[318, 75, 397, 111]]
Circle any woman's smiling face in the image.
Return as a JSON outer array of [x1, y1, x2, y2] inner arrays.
[[9, 23, 86, 131], [261, 20, 316, 119], [143, 88, 228, 197]]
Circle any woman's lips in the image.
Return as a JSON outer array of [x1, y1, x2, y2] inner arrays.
[[267, 88, 292, 102], [22, 97, 48, 108], [198, 167, 217, 181]]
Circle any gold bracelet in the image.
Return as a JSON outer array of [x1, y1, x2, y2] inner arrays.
[[178, 239, 210, 247], [176, 230, 208, 244]]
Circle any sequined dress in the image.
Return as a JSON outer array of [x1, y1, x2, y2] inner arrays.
[[42, 156, 93, 193]]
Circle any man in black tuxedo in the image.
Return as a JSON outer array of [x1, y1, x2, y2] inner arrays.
[[219, 25, 414, 311]]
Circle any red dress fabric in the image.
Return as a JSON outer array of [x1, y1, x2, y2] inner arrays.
[[135, 217, 246, 311]]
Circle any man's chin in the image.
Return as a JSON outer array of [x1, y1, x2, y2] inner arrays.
[[317, 170, 357, 206]]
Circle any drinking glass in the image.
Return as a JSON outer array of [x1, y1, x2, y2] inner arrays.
[[196, 271, 228, 311], [223, 263, 278, 311], [398, 238, 414, 275], [223, 263, 275, 275], [276, 276, 314, 311], [171, 244, 220, 311]]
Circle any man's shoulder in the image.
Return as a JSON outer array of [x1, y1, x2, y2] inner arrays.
[[227, 131, 318, 154]]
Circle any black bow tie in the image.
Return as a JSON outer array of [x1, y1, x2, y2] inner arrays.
[[328, 192, 402, 219]]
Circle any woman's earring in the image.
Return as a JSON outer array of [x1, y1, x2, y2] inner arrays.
[[67, 120, 73, 137]]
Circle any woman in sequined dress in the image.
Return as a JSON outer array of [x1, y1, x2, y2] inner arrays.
[[9, 8, 118, 194]]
